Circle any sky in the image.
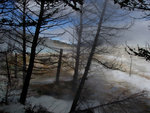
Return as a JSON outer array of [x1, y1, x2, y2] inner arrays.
[[43, 0, 150, 47], [118, 20, 150, 46], [58, 20, 150, 46], [2, 0, 150, 46], [55, 1, 150, 47]]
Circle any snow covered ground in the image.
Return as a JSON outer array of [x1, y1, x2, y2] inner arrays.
[[102, 53, 150, 94], [0, 96, 72, 113], [1, 47, 150, 113]]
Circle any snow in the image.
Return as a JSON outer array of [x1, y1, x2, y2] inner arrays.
[[93, 53, 150, 96], [0, 96, 72, 113], [1, 47, 150, 112], [85, 51, 150, 102], [102, 55, 128, 62], [27, 96, 72, 113], [108, 70, 150, 92], [0, 103, 25, 113]]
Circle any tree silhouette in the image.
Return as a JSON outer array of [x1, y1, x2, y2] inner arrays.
[[114, 0, 150, 11], [125, 46, 150, 61]]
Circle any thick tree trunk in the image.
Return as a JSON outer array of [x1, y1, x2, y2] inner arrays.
[[56, 49, 63, 84], [22, 0, 27, 81], [73, 4, 83, 89], [19, 0, 45, 105], [69, 0, 108, 112]]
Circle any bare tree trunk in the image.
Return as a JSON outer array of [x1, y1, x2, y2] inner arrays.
[[73, 4, 83, 89], [15, 53, 18, 78], [129, 55, 132, 76], [19, 0, 45, 105], [69, 0, 108, 112], [5, 52, 11, 104], [5, 52, 11, 86], [56, 49, 63, 84], [5, 84, 9, 104], [22, 0, 27, 81]]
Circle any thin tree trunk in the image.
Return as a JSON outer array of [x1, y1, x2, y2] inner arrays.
[[69, 0, 108, 112], [5, 52, 11, 104], [5, 52, 11, 86], [129, 55, 132, 76], [5, 83, 9, 104], [15, 53, 18, 78], [56, 49, 63, 84], [19, 0, 45, 105], [22, 0, 27, 81], [73, 4, 83, 88]]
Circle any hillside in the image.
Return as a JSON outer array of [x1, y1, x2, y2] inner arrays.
[[39, 38, 72, 52]]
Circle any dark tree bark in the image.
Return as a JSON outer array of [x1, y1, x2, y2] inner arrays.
[[5, 53, 11, 104], [19, 0, 45, 105], [22, 0, 27, 81], [55, 49, 63, 84], [15, 53, 18, 78], [5, 82, 9, 104], [72, 4, 83, 89], [69, 0, 108, 112], [5, 52, 11, 86]]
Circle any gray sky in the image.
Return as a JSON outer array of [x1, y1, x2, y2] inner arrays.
[[119, 20, 150, 46], [58, 20, 150, 46], [57, 1, 150, 46]]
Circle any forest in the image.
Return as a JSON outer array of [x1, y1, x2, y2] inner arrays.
[[1, 0, 150, 113]]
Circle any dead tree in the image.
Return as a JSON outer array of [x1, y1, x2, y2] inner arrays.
[[22, 0, 27, 81], [70, 0, 108, 112], [1, 0, 84, 105], [19, 0, 45, 104], [72, 4, 83, 89], [55, 49, 63, 84], [19, 0, 69, 104]]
